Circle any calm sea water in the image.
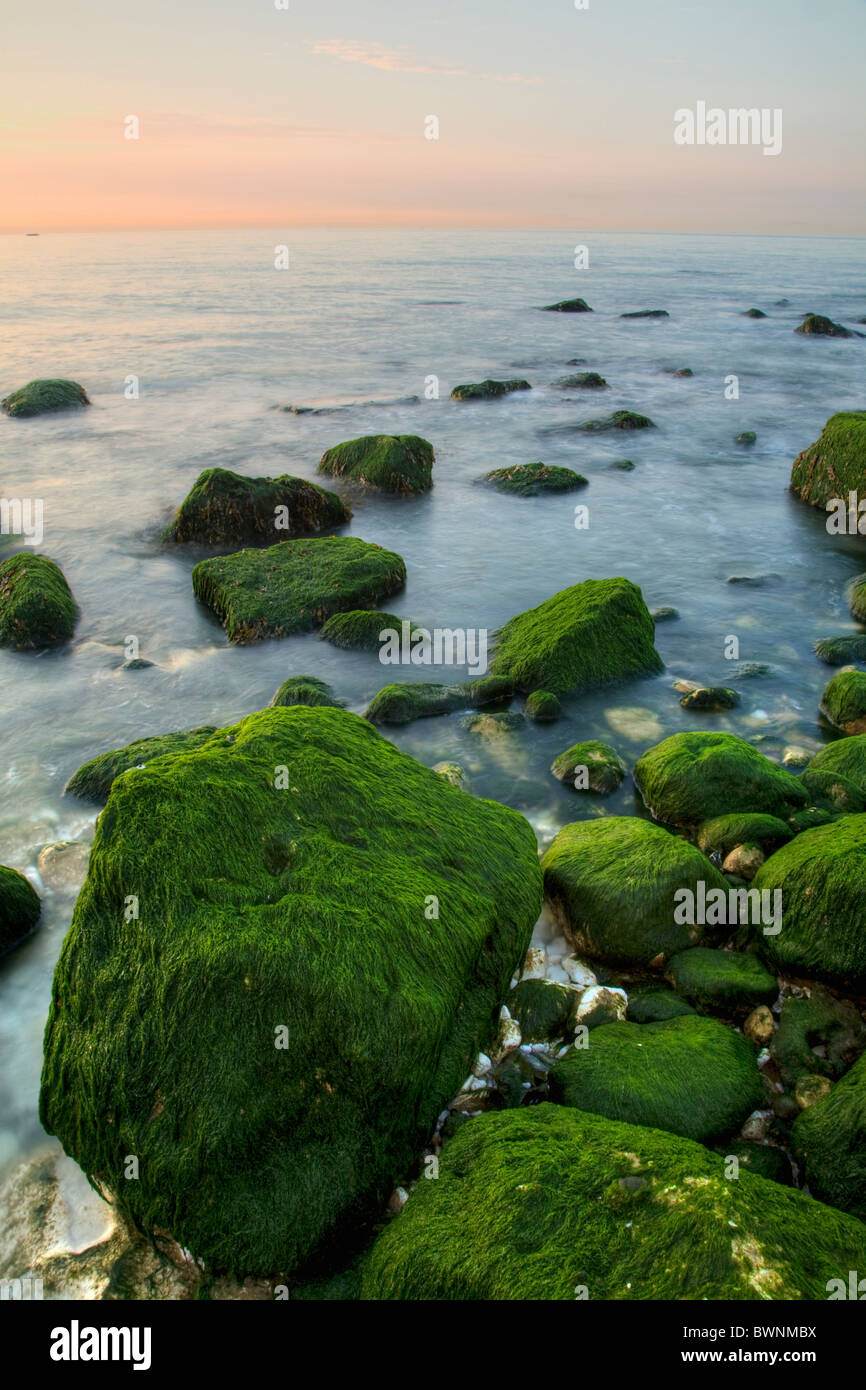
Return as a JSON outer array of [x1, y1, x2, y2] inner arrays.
[[1, 228, 864, 1189]]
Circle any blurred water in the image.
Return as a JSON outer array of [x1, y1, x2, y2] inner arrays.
[[0, 227, 864, 1180]]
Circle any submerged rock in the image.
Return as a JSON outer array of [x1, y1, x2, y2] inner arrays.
[[36, 840, 91, 890], [317, 434, 434, 494], [0, 553, 79, 650], [479, 462, 587, 496], [620, 309, 669, 319], [549, 372, 607, 389], [680, 685, 740, 712], [365, 682, 464, 725], [540, 298, 592, 313], [162, 467, 350, 546], [735, 431, 757, 446], [64, 726, 218, 803], [550, 739, 626, 794], [192, 536, 406, 644], [550, 1015, 763, 1142], [359, 1104, 866, 1300], [634, 731, 807, 830], [450, 379, 531, 401], [1, 378, 90, 417], [754, 814, 866, 989], [40, 706, 543, 1277], [490, 576, 662, 694], [744, 308, 767, 319], [581, 410, 655, 432], [794, 314, 853, 337], [665, 947, 778, 1016], [542, 816, 727, 967], [651, 605, 679, 621], [791, 412, 866, 510], [821, 668, 866, 734], [0, 864, 41, 957], [609, 458, 635, 470], [270, 675, 341, 708]]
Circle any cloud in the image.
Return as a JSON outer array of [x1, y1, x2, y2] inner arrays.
[[311, 39, 541, 85]]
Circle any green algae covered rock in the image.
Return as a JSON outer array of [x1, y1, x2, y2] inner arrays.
[[524, 690, 560, 722], [800, 768, 866, 815], [634, 731, 807, 831], [490, 577, 662, 695], [581, 410, 655, 432], [808, 735, 866, 795], [0, 865, 41, 957], [849, 573, 866, 623], [680, 685, 740, 712], [320, 609, 416, 652], [550, 372, 607, 389], [317, 435, 434, 494], [541, 298, 592, 312], [627, 981, 696, 1024], [772, 988, 866, 1091], [754, 815, 866, 989], [364, 682, 464, 725], [1, 378, 90, 418], [719, 1141, 791, 1186], [794, 314, 853, 338], [821, 668, 866, 734], [0, 553, 79, 650], [541, 816, 728, 967], [40, 706, 543, 1277], [192, 536, 406, 644], [814, 634, 866, 666], [696, 813, 792, 859], [665, 947, 778, 1016], [507, 979, 577, 1042], [450, 379, 531, 401], [550, 739, 626, 794], [790, 412, 866, 509], [549, 1015, 763, 1142], [480, 462, 587, 496], [793, 1053, 866, 1221], [360, 1104, 866, 1301], [162, 467, 350, 546], [64, 726, 218, 803], [465, 675, 514, 707], [270, 675, 341, 709]]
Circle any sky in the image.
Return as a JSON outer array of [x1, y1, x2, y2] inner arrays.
[[1, 0, 864, 233]]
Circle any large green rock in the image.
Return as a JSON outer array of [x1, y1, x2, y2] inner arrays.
[[359, 1105, 866, 1300], [772, 988, 866, 1091], [549, 1015, 763, 1141], [540, 298, 592, 312], [551, 739, 627, 794], [64, 726, 218, 803], [696, 813, 792, 859], [365, 683, 465, 725], [480, 463, 587, 496], [40, 706, 542, 1277], [821, 669, 866, 734], [0, 865, 41, 957], [490, 577, 662, 695], [507, 979, 578, 1042], [317, 435, 434, 494], [754, 815, 866, 988], [541, 816, 728, 967], [320, 610, 417, 652], [794, 314, 853, 338], [162, 467, 350, 546], [808, 736, 866, 795], [814, 634, 866, 666], [1, 378, 90, 417], [192, 536, 406, 644], [790, 411, 866, 509], [634, 731, 807, 830], [665, 948, 778, 1015], [0, 553, 79, 650], [793, 1054, 866, 1221]]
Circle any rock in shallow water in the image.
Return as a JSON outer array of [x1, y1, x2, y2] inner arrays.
[[162, 467, 350, 546], [0, 864, 41, 957], [0, 553, 79, 651], [317, 434, 434, 494], [634, 730, 807, 830], [1, 378, 90, 417]]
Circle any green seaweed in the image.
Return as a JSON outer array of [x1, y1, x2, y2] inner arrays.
[[0, 864, 41, 956], [1, 378, 90, 417], [162, 467, 350, 546], [634, 731, 807, 830], [317, 435, 434, 494], [0, 552, 79, 650], [480, 463, 587, 496]]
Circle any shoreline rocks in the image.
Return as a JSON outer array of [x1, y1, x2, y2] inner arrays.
[[0, 553, 79, 650], [1, 379, 90, 417], [450, 379, 531, 401], [0, 865, 41, 956], [791, 412, 866, 510], [162, 467, 351, 546], [480, 462, 588, 496], [318, 434, 434, 494]]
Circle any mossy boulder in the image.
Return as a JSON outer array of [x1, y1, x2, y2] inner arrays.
[[680, 686, 740, 712], [317, 435, 434, 494], [719, 1141, 791, 1186], [808, 735, 866, 795], [754, 814, 866, 988], [794, 314, 853, 337], [772, 988, 866, 1091], [450, 380, 531, 401], [744, 308, 767, 319], [364, 682, 465, 725], [540, 298, 592, 313], [40, 706, 543, 1277], [480, 463, 587, 496], [0, 865, 41, 957], [490, 577, 662, 695], [465, 675, 514, 707], [792, 1053, 866, 1220], [507, 979, 577, 1042], [162, 468, 350, 546], [359, 1104, 866, 1300], [581, 410, 655, 432], [800, 767, 865, 814], [550, 739, 626, 794], [270, 675, 341, 709], [849, 573, 866, 623], [524, 690, 560, 722], [64, 726, 218, 803], [634, 731, 807, 830], [621, 309, 669, 319], [192, 536, 406, 644], [697, 813, 792, 859], [549, 1015, 763, 1142], [1, 378, 90, 417], [790, 412, 866, 509], [0, 553, 78, 650], [814, 635, 866, 666], [320, 610, 416, 652], [627, 981, 696, 1024], [665, 948, 778, 1016], [541, 816, 728, 967], [821, 668, 866, 734], [550, 372, 607, 389], [735, 431, 757, 446]]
